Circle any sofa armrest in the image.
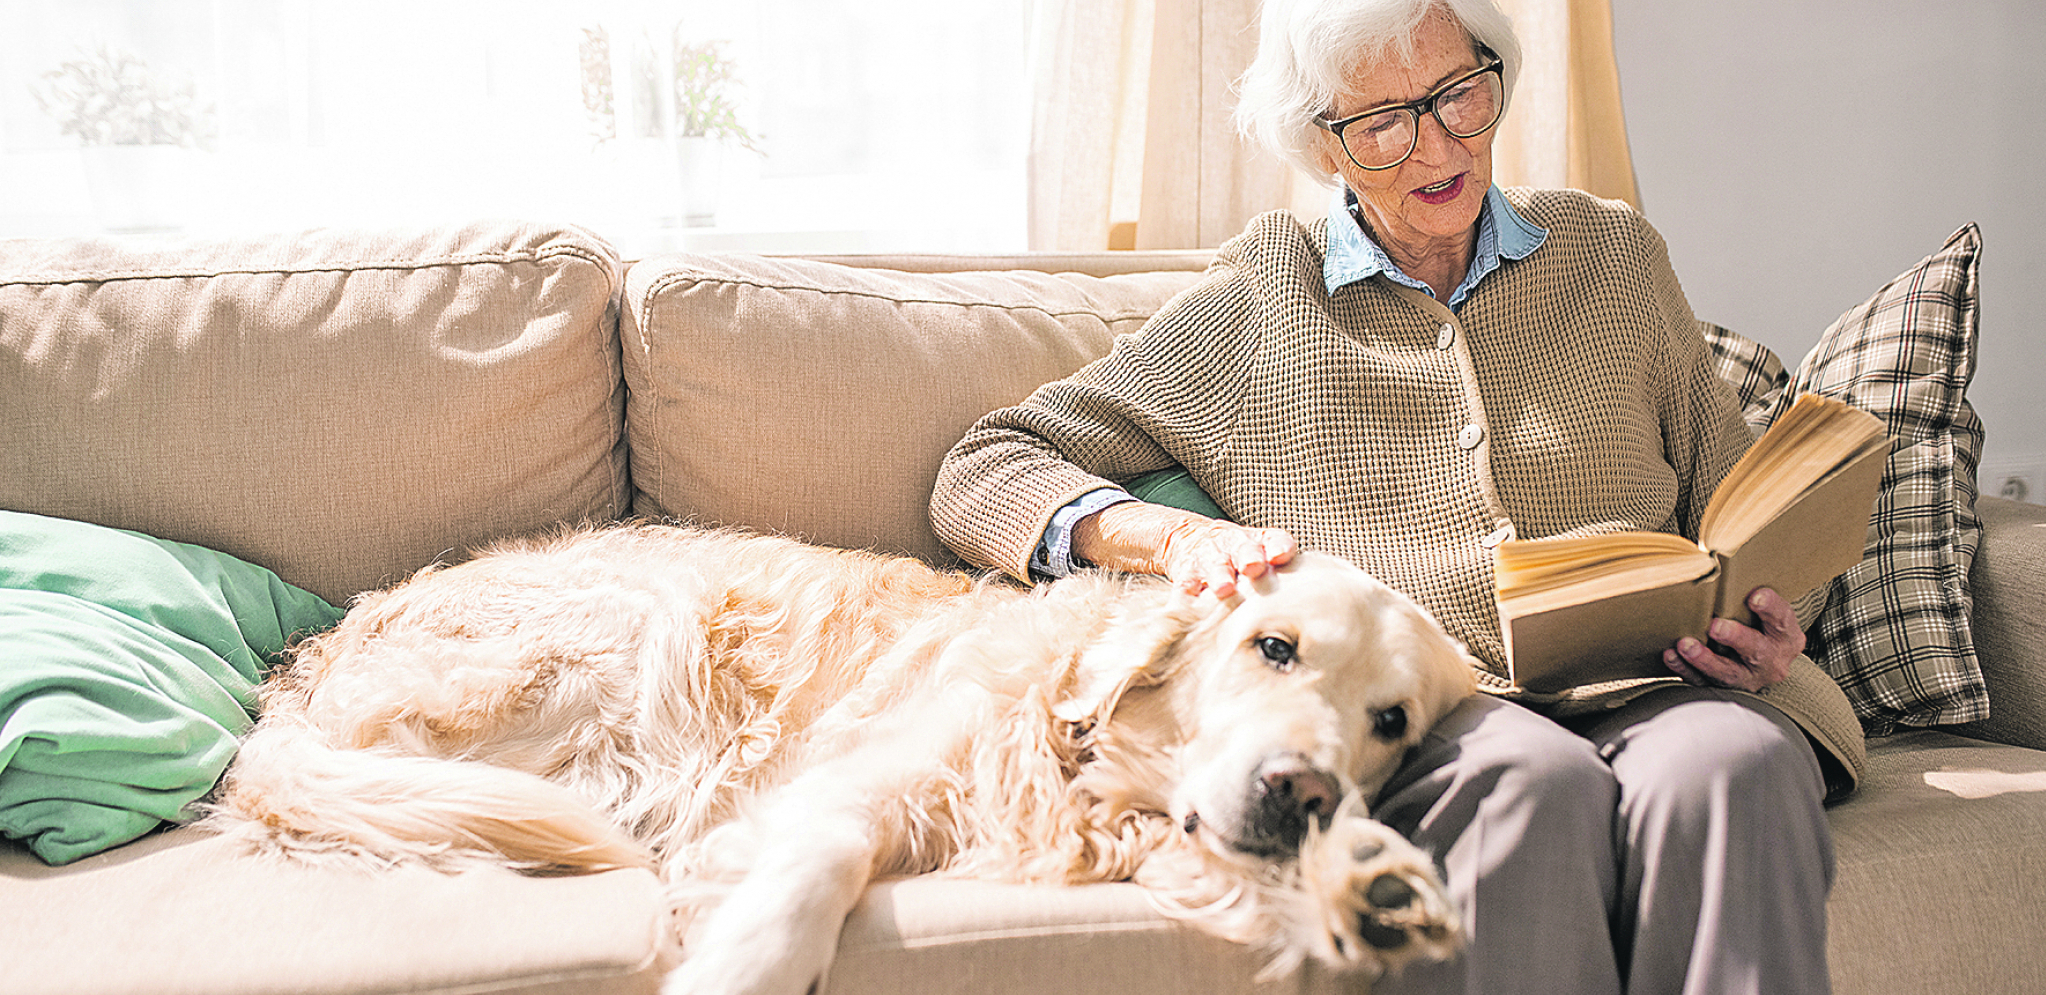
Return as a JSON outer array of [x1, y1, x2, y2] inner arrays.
[[1949, 496, 2046, 751]]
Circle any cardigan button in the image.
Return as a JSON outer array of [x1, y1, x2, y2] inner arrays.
[[1436, 322, 1455, 350], [1457, 424, 1484, 450]]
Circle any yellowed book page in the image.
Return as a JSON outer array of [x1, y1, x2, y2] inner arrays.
[[1495, 530, 1707, 610], [1701, 394, 1887, 546], [1499, 552, 1715, 617], [1710, 441, 1890, 624]]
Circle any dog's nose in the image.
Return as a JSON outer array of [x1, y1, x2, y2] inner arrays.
[[1246, 754, 1340, 853]]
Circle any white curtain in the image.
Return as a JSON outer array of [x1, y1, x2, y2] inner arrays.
[[1027, 0, 1641, 251]]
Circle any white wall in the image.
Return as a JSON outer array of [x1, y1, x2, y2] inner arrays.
[[1611, 0, 2046, 485]]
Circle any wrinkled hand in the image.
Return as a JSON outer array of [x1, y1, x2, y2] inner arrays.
[[1159, 517, 1298, 600], [1072, 502, 1298, 600], [1662, 587, 1804, 692]]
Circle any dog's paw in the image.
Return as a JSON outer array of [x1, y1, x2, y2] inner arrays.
[[1298, 813, 1459, 974]]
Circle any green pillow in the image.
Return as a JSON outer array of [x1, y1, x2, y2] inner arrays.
[[1124, 466, 1231, 521], [0, 510, 345, 864]]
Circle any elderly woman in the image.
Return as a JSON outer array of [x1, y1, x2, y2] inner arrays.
[[930, 0, 1863, 992]]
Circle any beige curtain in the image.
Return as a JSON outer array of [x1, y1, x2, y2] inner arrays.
[[1027, 0, 1287, 250], [1028, 0, 1640, 251], [1491, 0, 1641, 208]]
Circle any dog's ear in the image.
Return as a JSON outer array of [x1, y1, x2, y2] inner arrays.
[[1412, 629, 1482, 729], [1053, 593, 1211, 727]]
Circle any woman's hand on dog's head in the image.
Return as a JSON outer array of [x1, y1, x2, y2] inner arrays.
[[1161, 518, 1299, 600], [1071, 500, 1297, 600]]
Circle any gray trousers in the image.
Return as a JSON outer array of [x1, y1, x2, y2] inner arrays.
[[1365, 687, 1834, 995]]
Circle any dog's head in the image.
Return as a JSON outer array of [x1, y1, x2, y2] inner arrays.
[[1062, 552, 1476, 859]]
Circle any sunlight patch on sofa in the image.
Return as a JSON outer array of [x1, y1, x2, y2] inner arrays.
[[1922, 768, 2046, 800]]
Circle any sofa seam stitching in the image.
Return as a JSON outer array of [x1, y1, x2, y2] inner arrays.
[[3, 246, 608, 287], [633, 271, 1168, 325]]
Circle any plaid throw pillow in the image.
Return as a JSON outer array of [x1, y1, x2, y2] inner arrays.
[[1699, 320, 1790, 435], [1697, 226, 1985, 733], [1787, 225, 1987, 734]]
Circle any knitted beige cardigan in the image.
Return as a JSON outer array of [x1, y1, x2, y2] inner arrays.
[[931, 187, 1864, 795]]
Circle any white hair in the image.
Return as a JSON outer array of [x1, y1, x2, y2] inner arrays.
[[1234, 0, 1522, 183]]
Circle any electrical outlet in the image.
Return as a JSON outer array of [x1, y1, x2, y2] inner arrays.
[[1981, 461, 2046, 505]]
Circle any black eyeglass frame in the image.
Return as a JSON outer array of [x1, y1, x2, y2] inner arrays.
[[1314, 53, 1505, 172]]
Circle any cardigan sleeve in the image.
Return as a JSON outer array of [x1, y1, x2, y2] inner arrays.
[[930, 216, 1297, 578], [1634, 209, 1754, 542]]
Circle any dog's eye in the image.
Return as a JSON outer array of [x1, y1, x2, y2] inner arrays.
[[1255, 636, 1298, 671], [1372, 705, 1408, 740]]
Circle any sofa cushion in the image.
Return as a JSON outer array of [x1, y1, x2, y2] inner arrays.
[[817, 731, 2046, 995], [828, 877, 1333, 995], [1825, 730, 2046, 995], [0, 828, 671, 995], [0, 222, 628, 606], [621, 254, 1205, 563], [1953, 496, 2046, 753], [0, 510, 343, 864]]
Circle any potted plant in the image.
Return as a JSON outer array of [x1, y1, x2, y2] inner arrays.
[[34, 46, 213, 232], [666, 36, 761, 228], [670, 36, 761, 155], [580, 24, 761, 229]]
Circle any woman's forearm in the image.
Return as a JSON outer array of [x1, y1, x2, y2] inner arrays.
[[1070, 501, 1202, 577]]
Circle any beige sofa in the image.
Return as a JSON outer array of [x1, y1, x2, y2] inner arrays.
[[2, 221, 2042, 995]]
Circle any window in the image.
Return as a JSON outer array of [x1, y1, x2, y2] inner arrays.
[[0, 0, 1034, 254]]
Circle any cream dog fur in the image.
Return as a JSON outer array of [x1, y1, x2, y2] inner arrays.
[[206, 524, 1475, 995]]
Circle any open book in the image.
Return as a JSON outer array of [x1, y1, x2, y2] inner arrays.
[[1493, 393, 1890, 692]]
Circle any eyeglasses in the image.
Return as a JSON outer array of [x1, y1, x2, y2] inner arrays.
[[1314, 58, 1504, 171]]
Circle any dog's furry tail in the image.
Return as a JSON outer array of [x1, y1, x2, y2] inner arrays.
[[203, 721, 652, 872]]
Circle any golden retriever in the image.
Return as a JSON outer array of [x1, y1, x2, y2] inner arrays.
[[205, 524, 1475, 994]]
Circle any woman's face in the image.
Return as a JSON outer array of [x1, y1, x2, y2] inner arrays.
[[1314, 11, 1498, 266]]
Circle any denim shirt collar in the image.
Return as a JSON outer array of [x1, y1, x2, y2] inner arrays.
[[1323, 184, 1547, 309]]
